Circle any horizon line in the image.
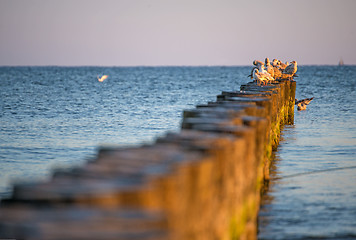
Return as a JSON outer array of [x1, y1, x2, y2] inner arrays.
[[0, 64, 354, 68]]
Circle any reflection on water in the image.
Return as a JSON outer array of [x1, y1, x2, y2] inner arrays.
[[258, 66, 356, 239]]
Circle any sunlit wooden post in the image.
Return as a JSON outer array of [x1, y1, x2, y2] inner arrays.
[[0, 79, 296, 240]]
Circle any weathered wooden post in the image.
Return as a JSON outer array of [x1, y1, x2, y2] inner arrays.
[[0, 79, 296, 240]]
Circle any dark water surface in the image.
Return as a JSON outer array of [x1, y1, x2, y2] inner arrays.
[[1, 66, 355, 238], [258, 66, 356, 239]]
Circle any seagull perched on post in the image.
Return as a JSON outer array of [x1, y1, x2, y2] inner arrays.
[[256, 61, 274, 81], [283, 61, 298, 80], [270, 59, 282, 80], [248, 67, 256, 79], [265, 58, 275, 79], [252, 68, 274, 85], [295, 97, 314, 110], [252, 68, 266, 85], [253, 60, 264, 66], [279, 61, 288, 70], [250, 59, 275, 85]]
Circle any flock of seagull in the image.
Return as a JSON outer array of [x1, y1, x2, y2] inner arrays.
[[249, 58, 313, 110], [97, 61, 313, 111], [249, 58, 298, 85]]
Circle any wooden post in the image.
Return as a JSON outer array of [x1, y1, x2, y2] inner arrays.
[[0, 79, 296, 240]]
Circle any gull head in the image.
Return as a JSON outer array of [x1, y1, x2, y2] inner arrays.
[[253, 60, 264, 66]]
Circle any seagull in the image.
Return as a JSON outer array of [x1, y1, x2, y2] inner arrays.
[[295, 97, 314, 111], [248, 67, 256, 79], [253, 60, 264, 66], [297, 102, 307, 111], [265, 58, 275, 79], [283, 61, 298, 80], [253, 68, 274, 85], [250, 59, 275, 85], [279, 60, 288, 70], [97, 75, 108, 82], [295, 97, 314, 105], [273, 65, 282, 80], [270, 59, 283, 79], [256, 61, 274, 81], [252, 68, 266, 85]]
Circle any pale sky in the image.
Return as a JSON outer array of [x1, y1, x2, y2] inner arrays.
[[1, 0, 356, 66]]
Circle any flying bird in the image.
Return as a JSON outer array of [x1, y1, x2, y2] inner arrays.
[[295, 97, 314, 111], [295, 97, 314, 105], [297, 102, 307, 111], [97, 75, 108, 82]]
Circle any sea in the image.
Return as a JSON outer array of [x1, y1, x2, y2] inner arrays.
[[258, 65, 356, 239], [0, 66, 355, 238]]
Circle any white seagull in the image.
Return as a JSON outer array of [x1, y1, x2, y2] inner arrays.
[[265, 58, 275, 79], [256, 61, 274, 81], [97, 75, 108, 82], [253, 68, 274, 85], [283, 61, 298, 80]]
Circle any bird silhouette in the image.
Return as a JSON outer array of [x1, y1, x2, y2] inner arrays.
[[295, 97, 314, 105], [295, 97, 314, 110]]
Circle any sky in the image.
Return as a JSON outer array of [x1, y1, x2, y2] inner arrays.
[[0, 0, 356, 66]]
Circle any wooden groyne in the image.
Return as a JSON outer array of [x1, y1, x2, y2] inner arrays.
[[0, 80, 296, 240]]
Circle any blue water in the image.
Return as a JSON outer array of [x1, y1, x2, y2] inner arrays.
[[258, 66, 356, 239], [1, 66, 355, 238], [0, 66, 247, 197]]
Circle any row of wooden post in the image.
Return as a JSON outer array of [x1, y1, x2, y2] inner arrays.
[[0, 80, 296, 240]]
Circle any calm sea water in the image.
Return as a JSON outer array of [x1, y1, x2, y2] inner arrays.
[[0, 66, 247, 197], [258, 65, 356, 239], [1, 66, 355, 238]]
